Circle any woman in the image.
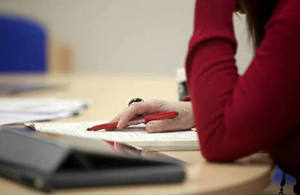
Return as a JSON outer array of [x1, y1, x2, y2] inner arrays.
[[113, 0, 300, 193]]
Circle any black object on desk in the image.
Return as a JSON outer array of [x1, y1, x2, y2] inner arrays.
[[0, 127, 185, 192]]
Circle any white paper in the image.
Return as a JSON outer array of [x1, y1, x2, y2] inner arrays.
[[26, 121, 199, 151], [0, 98, 87, 114], [0, 98, 88, 125]]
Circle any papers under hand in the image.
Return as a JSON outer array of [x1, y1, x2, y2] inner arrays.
[[0, 98, 88, 125], [26, 121, 199, 151]]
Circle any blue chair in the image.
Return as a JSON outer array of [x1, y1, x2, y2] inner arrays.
[[0, 15, 47, 72], [272, 168, 296, 185]]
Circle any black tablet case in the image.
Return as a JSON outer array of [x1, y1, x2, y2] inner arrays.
[[0, 128, 185, 191]]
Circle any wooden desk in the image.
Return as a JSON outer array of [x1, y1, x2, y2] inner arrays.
[[0, 74, 274, 195]]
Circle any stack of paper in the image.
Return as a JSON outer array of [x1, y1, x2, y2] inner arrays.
[[27, 121, 199, 151], [0, 98, 88, 125], [0, 82, 65, 94]]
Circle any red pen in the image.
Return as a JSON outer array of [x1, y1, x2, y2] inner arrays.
[[87, 111, 178, 131]]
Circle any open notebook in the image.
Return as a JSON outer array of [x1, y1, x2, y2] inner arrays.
[[26, 122, 199, 151]]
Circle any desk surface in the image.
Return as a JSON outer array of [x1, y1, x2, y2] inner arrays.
[[0, 74, 274, 195]]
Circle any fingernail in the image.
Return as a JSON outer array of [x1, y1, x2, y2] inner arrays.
[[147, 122, 155, 133]]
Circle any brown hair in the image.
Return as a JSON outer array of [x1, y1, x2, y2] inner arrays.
[[238, 0, 279, 49]]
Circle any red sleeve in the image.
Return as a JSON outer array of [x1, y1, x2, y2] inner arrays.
[[186, 0, 300, 161], [182, 96, 191, 101]]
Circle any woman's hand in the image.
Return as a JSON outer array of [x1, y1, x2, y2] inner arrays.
[[111, 99, 195, 133]]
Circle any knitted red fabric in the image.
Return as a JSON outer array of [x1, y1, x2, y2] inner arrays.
[[186, 0, 300, 180]]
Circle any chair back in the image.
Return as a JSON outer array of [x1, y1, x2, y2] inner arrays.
[[0, 15, 47, 72]]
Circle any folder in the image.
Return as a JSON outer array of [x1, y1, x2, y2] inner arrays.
[[0, 127, 185, 192]]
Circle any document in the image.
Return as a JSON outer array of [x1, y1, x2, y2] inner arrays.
[[0, 98, 88, 125], [0, 82, 65, 94], [27, 121, 199, 151]]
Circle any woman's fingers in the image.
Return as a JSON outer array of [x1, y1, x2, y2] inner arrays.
[[117, 100, 166, 129], [111, 99, 194, 133], [111, 100, 158, 123], [146, 118, 192, 133], [145, 102, 194, 133], [146, 119, 179, 133]]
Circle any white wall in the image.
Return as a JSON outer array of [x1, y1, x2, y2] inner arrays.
[[0, 0, 252, 75]]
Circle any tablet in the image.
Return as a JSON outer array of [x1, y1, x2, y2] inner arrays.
[[0, 127, 185, 192]]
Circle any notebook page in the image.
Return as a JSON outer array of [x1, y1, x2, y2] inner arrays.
[[26, 122, 199, 151]]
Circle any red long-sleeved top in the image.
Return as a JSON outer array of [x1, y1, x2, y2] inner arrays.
[[185, 0, 300, 180]]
